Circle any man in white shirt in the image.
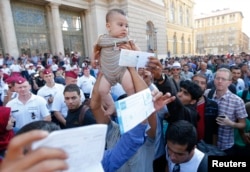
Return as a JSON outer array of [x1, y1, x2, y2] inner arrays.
[[37, 69, 64, 112], [9, 59, 22, 75], [78, 67, 96, 99], [6, 76, 51, 129]]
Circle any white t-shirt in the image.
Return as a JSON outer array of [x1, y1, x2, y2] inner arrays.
[[10, 64, 22, 72], [2, 68, 11, 75], [166, 148, 205, 172], [51, 64, 59, 72], [0, 58, 4, 66], [0, 81, 8, 103], [79, 75, 96, 94], [6, 94, 50, 129], [37, 83, 65, 111]]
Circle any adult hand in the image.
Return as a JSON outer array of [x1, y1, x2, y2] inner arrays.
[[152, 90, 175, 111], [91, 44, 101, 68], [0, 130, 68, 172], [48, 96, 54, 104], [216, 115, 234, 127], [242, 132, 250, 144], [138, 68, 153, 86], [146, 57, 163, 80], [118, 40, 140, 51]]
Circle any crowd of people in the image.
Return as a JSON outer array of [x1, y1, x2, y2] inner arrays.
[[1, 8, 250, 172]]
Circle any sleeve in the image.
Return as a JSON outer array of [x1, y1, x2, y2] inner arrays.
[[38, 96, 50, 118], [155, 75, 178, 96], [51, 93, 63, 112], [101, 123, 147, 172]]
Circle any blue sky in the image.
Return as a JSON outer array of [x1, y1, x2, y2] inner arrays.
[[194, 0, 250, 37]]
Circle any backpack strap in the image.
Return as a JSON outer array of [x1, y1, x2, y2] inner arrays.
[[207, 88, 215, 99], [242, 90, 248, 103]]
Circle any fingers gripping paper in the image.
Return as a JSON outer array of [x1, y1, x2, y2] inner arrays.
[[32, 124, 107, 172]]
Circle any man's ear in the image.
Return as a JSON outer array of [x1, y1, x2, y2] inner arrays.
[[190, 99, 196, 105]]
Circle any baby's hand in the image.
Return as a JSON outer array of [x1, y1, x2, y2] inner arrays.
[[119, 40, 140, 51]]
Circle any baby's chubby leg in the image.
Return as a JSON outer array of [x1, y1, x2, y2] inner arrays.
[[99, 75, 115, 116], [122, 68, 148, 95]]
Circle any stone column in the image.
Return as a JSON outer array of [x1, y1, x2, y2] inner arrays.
[[0, 0, 19, 58], [45, 5, 56, 55], [50, 3, 64, 55]]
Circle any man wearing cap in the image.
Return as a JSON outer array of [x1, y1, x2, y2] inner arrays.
[[170, 61, 186, 91], [51, 70, 85, 128], [78, 67, 96, 99], [6, 76, 51, 129], [3, 75, 18, 106], [37, 69, 64, 112]]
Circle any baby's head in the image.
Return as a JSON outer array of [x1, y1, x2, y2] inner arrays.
[[106, 9, 128, 38]]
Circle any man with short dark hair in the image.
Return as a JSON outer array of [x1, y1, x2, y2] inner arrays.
[[51, 71, 86, 128], [192, 74, 219, 145], [230, 66, 245, 92], [63, 84, 96, 128], [165, 120, 208, 172], [166, 79, 203, 128]]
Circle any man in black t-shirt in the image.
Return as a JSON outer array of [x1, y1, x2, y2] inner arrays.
[[63, 84, 96, 129]]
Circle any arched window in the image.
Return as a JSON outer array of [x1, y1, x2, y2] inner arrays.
[[173, 34, 177, 54], [146, 21, 157, 52], [179, 6, 183, 24], [12, 2, 49, 56], [170, 1, 175, 22], [60, 10, 84, 56], [186, 9, 189, 26], [188, 37, 191, 54]]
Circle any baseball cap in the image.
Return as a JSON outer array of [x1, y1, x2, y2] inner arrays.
[[65, 71, 77, 79], [15, 76, 27, 84], [43, 69, 52, 75], [172, 61, 181, 68]]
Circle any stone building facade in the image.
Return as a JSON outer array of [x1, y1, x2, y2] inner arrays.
[[165, 0, 195, 58], [0, 0, 168, 59], [194, 8, 249, 55]]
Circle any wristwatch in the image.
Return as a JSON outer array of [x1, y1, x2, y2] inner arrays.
[[155, 73, 165, 83]]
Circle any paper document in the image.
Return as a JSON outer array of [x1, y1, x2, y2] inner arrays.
[[32, 124, 107, 172], [115, 88, 155, 134], [119, 49, 154, 69]]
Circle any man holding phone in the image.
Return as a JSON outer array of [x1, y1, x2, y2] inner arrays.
[[204, 68, 248, 156]]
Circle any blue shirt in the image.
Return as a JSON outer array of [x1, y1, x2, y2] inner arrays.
[[102, 123, 147, 172]]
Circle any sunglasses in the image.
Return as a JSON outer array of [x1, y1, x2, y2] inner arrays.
[[172, 68, 180, 71]]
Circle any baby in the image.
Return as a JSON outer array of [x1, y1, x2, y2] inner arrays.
[[96, 8, 147, 115]]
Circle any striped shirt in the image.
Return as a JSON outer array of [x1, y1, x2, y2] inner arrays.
[[204, 89, 248, 150]]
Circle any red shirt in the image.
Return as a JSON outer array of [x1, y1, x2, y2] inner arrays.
[[196, 102, 205, 141]]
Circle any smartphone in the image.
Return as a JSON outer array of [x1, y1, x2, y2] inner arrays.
[[219, 115, 226, 118]]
